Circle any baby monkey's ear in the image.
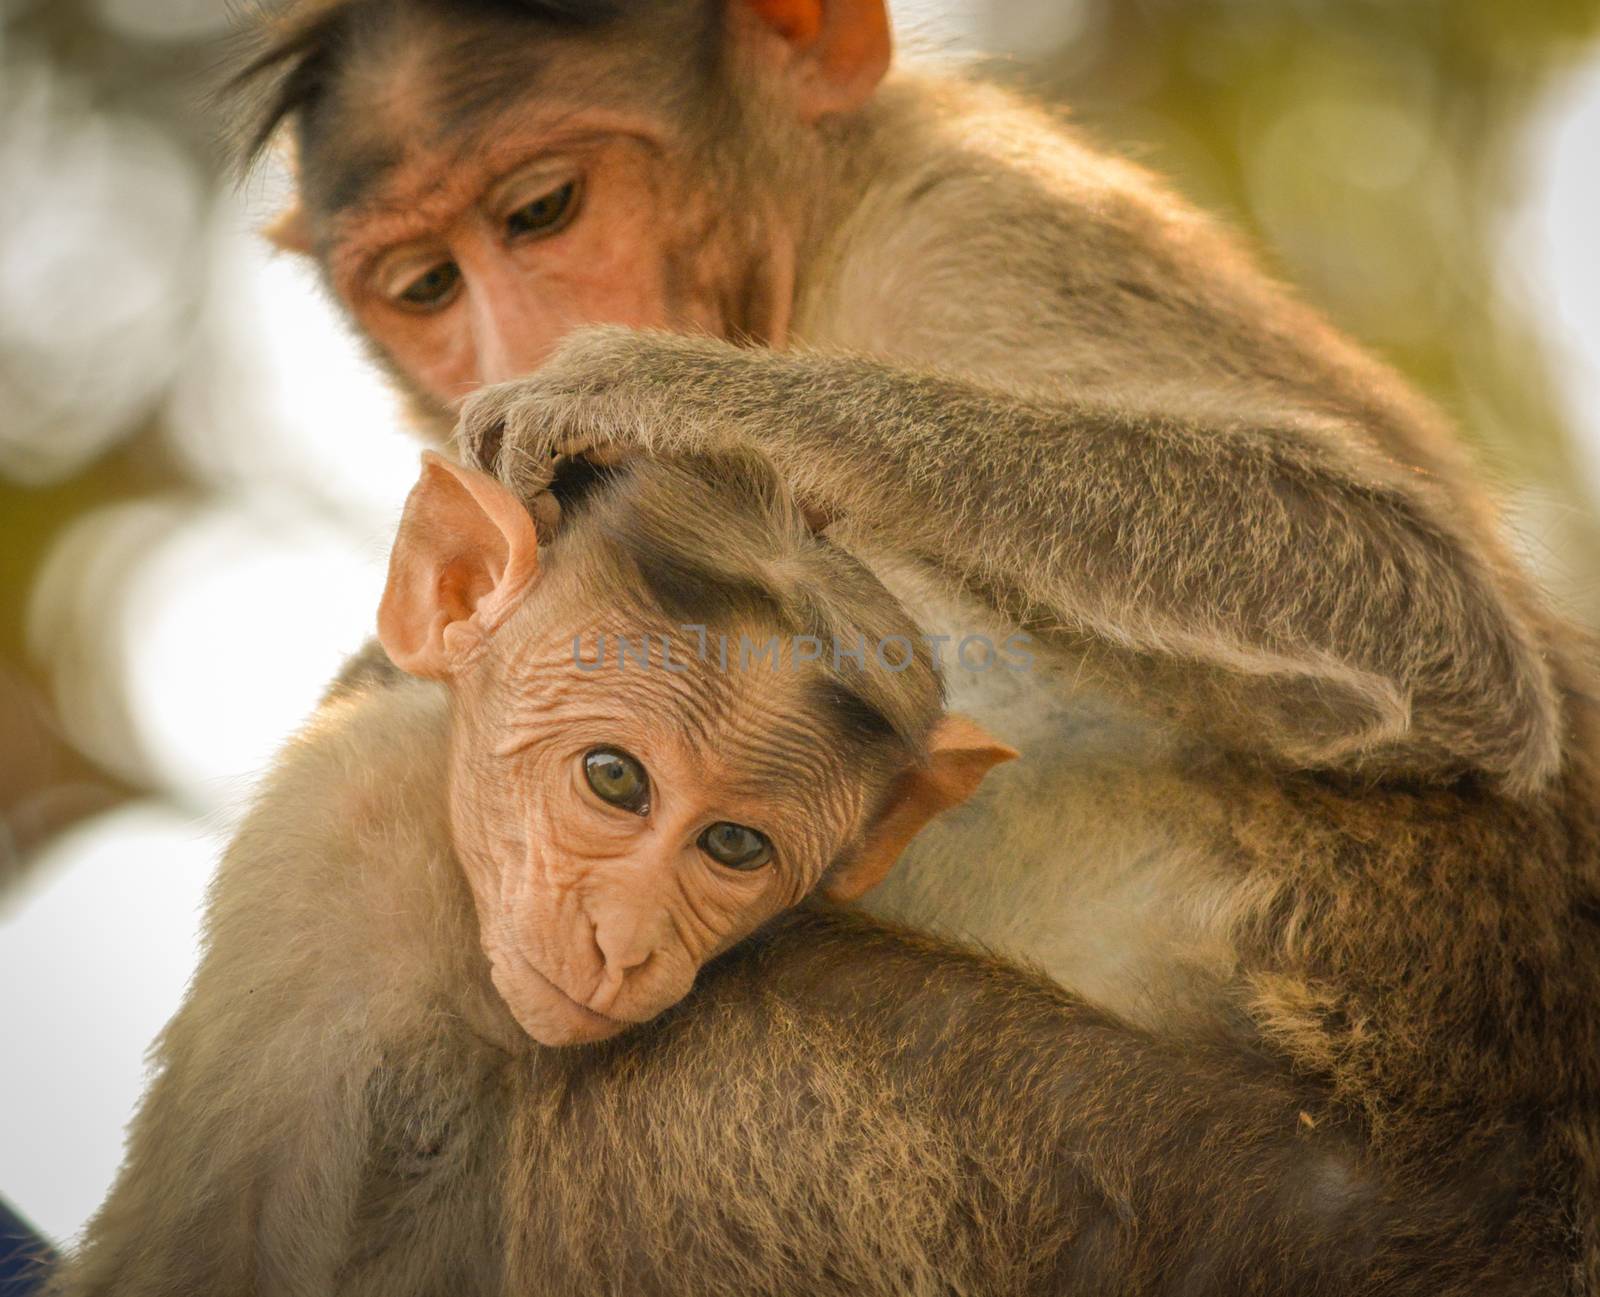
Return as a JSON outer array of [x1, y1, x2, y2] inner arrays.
[[822, 715, 1018, 902], [378, 451, 542, 678]]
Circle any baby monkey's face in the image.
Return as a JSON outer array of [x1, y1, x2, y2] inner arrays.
[[450, 599, 871, 1046], [377, 451, 1013, 1049]]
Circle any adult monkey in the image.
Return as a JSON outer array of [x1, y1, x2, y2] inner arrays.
[[225, 0, 1600, 1289]]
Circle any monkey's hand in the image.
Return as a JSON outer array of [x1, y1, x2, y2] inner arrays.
[[454, 326, 748, 499], [464, 322, 1560, 791]]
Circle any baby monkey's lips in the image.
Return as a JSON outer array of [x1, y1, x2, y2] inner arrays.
[[489, 936, 630, 1046], [523, 962, 631, 1046]]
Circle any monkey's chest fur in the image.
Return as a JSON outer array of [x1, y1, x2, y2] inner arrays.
[[857, 568, 1244, 1034]]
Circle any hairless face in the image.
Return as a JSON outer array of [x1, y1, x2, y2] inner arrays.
[[379, 452, 1013, 1044], [236, 0, 892, 413]]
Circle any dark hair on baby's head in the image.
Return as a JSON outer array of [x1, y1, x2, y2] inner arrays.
[[551, 453, 946, 775]]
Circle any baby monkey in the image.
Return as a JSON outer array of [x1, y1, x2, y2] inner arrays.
[[377, 450, 1015, 1045]]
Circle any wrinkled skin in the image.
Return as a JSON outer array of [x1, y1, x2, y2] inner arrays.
[[317, 70, 792, 405], [375, 453, 1009, 1044], [446, 603, 860, 1045], [381, 456, 867, 1042]]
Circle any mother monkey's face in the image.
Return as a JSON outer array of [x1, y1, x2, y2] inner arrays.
[[239, 0, 891, 415]]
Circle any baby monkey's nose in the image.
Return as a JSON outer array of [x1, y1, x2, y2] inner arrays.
[[586, 916, 658, 1015]]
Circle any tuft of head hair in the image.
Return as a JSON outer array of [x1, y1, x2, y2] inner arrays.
[[222, 0, 635, 174], [551, 452, 946, 768]]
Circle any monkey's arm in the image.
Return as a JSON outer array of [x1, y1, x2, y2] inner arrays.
[[47, 680, 1563, 1295], [45, 996, 378, 1297], [459, 328, 1559, 791]]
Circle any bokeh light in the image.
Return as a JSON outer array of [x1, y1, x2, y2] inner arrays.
[[166, 197, 421, 530], [95, 0, 237, 44], [0, 803, 220, 1245], [1513, 59, 1600, 495], [0, 46, 203, 486], [30, 499, 391, 805]]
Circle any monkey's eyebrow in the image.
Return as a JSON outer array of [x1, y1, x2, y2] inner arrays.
[[322, 146, 487, 270], [716, 721, 852, 814], [487, 671, 695, 759], [491, 727, 546, 761], [308, 136, 407, 227], [322, 140, 584, 280], [320, 108, 653, 268]]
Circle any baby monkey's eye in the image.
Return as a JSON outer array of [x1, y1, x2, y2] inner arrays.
[[698, 822, 773, 871], [584, 748, 650, 815], [505, 179, 580, 240]]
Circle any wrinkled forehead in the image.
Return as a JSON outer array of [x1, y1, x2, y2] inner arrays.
[[479, 603, 880, 848], [569, 636, 869, 806], [294, 6, 662, 223]]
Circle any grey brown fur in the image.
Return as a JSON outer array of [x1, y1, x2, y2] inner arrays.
[[457, 60, 1600, 1292], [58, 2, 1600, 1292], [44, 678, 1578, 1296], [567, 452, 945, 772]]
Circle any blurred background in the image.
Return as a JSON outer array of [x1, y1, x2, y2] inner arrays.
[[2, 0, 1599, 1248]]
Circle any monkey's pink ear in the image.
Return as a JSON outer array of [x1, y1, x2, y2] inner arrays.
[[739, 0, 891, 119], [822, 715, 1017, 902], [263, 203, 314, 256], [377, 452, 542, 679]]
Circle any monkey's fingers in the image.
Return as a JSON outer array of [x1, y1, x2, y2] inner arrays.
[[800, 499, 835, 533], [453, 382, 563, 487], [452, 395, 507, 475], [582, 443, 628, 468], [530, 490, 562, 540]]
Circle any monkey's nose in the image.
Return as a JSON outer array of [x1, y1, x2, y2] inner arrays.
[[587, 919, 657, 1014], [585, 964, 626, 1016]]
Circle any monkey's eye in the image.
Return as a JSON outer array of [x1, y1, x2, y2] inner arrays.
[[698, 822, 773, 871], [505, 179, 580, 240], [583, 747, 649, 815], [393, 261, 462, 312]]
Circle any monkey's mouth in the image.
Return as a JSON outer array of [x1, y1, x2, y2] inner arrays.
[[537, 969, 629, 1039], [495, 946, 631, 1047]]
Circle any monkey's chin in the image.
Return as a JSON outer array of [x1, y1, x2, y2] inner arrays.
[[495, 960, 630, 1047]]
